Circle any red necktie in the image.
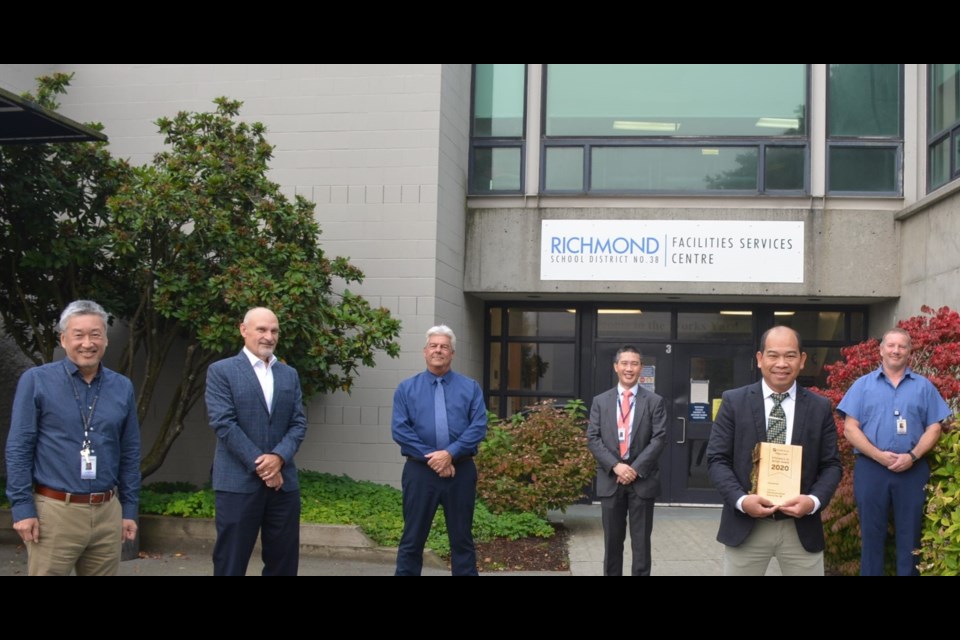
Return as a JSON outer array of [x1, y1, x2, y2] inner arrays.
[[619, 390, 633, 459]]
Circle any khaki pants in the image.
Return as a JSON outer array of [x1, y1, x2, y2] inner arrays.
[[28, 493, 123, 576], [724, 518, 823, 576]]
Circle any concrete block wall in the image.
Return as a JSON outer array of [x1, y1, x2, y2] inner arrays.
[[895, 186, 960, 321], [0, 65, 55, 96]]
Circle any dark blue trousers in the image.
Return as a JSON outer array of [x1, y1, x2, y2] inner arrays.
[[854, 456, 928, 576], [395, 458, 478, 576], [213, 485, 300, 576]]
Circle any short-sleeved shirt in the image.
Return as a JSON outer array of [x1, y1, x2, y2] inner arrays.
[[837, 367, 951, 454]]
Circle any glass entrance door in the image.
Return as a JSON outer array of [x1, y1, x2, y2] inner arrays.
[[662, 344, 755, 503]]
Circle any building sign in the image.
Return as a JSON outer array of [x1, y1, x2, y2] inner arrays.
[[689, 404, 711, 422], [541, 220, 804, 283]]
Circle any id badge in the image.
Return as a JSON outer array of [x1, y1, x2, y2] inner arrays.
[[617, 427, 625, 442], [896, 417, 908, 435], [81, 453, 97, 480]]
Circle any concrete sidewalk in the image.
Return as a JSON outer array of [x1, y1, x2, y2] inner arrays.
[[0, 504, 782, 576], [557, 503, 781, 576]]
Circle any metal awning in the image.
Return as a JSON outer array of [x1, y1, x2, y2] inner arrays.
[[0, 85, 107, 144]]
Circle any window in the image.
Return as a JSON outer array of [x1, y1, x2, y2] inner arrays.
[[485, 304, 868, 417], [826, 64, 902, 195], [596, 309, 671, 339], [678, 312, 753, 341], [929, 64, 960, 191], [470, 65, 525, 194], [486, 307, 578, 417], [545, 65, 805, 137], [542, 64, 807, 194], [770, 310, 868, 388]]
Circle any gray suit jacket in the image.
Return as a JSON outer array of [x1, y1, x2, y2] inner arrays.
[[587, 386, 667, 499], [205, 351, 308, 493], [706, 382, 842, 552]]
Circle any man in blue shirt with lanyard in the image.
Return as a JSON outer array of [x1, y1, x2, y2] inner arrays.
[[6, 300, 141, 576], [838, 327, 952, 576], [392, 325, 487, 576], [587, 345, 667, 576]]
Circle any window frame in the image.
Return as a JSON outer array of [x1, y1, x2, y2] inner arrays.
[[825, 63, 904, 196], [468, 64, 527, 196], [927, 63, 960, 192], [538, 64, 810, 196]]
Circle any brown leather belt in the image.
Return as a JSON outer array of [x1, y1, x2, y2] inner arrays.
[[35, 485, 115, 505]]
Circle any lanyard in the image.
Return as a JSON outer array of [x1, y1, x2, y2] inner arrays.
[[64, 361, 103, 454], [618, 392, 635, 425]]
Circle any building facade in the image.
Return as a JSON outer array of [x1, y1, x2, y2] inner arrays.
[[1, 64, 957, 504]]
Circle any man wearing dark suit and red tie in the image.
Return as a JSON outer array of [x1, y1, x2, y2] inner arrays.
[[205, 307, 307, 576], [706, 326, 842, 576], [587, 345, 667, 576]]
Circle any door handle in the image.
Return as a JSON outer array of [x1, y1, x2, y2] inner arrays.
[[676, 417, 686, 444]]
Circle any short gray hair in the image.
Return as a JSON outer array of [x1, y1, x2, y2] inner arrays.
[[58, 300, 109, 334], [425, 325, 456, 351]]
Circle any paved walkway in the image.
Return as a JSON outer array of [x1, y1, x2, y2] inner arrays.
[[0, 504, 783, 576], [558, 503, 779, 576]]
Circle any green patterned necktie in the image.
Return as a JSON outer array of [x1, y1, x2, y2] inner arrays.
[[767, 392, 789, 444]]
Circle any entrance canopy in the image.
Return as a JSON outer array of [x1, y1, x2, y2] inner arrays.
[[0, 86, 106, 144]]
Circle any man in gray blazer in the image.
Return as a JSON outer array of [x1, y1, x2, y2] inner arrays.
[[205, 307, 307, 576], [587, 345, 667, 576]]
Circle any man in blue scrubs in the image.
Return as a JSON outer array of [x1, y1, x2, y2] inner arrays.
[[838, 328, 952, 575]]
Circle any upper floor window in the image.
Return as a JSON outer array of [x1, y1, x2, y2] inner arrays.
[[470, 64, 525, 194], [545, 64, 806, 137], [541, 64, 807, 195], [929, 64, 960, 192], [827, 64, 902, 195]]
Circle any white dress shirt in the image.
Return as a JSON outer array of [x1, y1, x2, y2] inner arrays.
[[736, 380, 821, 514], [243, 347, 277, 414], [617, 383, 639, 449]]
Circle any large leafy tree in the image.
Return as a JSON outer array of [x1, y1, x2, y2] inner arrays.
[[108, 97, 401, 477], [0, 74, 133, 363]]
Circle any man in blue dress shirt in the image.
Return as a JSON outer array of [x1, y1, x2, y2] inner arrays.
[[392, 325, 487, 576], [6, 300, 141, 576], [838, 328, 952, 575]]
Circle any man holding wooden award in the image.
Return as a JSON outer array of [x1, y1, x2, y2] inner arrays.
[[706, 326, 842, 576]]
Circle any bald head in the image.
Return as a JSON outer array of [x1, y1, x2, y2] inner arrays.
[[244, 307, 276, 325], [241, 307, 280, 363]]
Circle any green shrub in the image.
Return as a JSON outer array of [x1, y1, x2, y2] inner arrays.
[[0, 477, 7, 509], [139, 470, 555, 558], [918, 423, 960, 575], [142, 481, 201, 494], [476, 399, 595, 517], [139, 487, 216, 518]]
